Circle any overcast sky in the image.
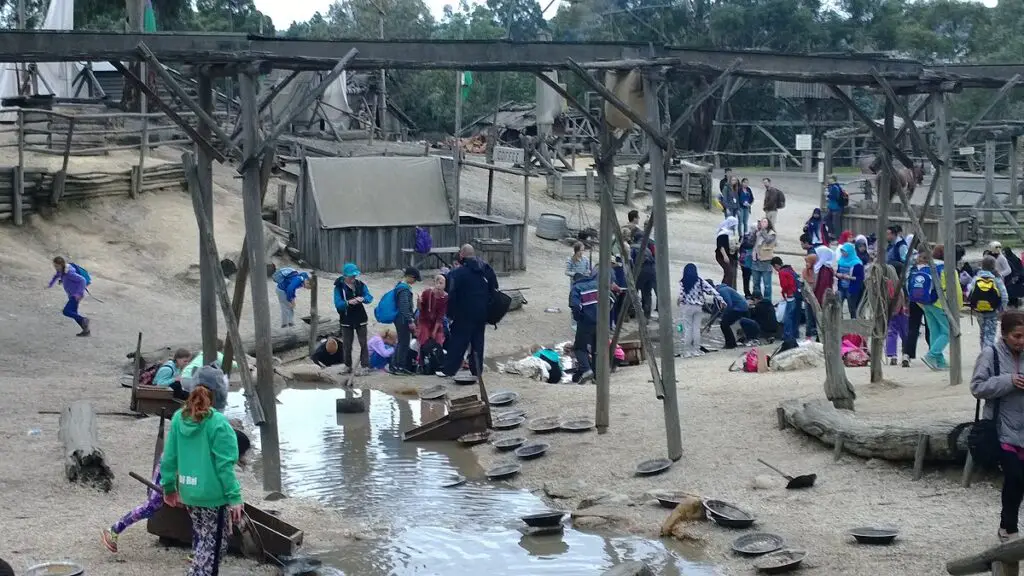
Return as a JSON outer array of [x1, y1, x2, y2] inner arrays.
[[255, 0, 998, 36]]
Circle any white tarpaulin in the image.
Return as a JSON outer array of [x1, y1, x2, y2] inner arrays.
[[0, 0, 81, 115]]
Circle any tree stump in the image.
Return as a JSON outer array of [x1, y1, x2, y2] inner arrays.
[[59, 401, 114, 492], [803, 285, 856, 411]]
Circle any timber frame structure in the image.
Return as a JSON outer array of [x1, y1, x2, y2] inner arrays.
[[7, 30, 1021, 486]]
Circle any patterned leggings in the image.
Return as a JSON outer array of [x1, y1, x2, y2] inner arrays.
[[187, 506, 229, 576], [112, 466, 162, 534]]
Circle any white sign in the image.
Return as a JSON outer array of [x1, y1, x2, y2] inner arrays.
[[817, 161, 825, 183], [795, 134, 812, 151], [492, 146, 525, 164], [958, 146, 976, 156]]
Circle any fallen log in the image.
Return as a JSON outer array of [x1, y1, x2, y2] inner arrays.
[[779, 398, 965, 462], [59, 401, 114, 491], [127, 317, 341, 365]]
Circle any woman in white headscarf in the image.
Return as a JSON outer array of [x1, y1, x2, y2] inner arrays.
[[714, 216, 740, 288], [812, 245, 836, 308]]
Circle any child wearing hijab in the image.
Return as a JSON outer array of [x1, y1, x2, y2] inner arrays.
[[803, 208, 832, 248], [836, 243, 866, 319], [678, 264, 724, 358], [715, 216, 740, 288], [812, 245, 836, 307], [854, 234, 871, 265]]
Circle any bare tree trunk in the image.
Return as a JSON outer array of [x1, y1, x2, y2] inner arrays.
[[803, 285, 856, 411], [59, 401, 114, 491]]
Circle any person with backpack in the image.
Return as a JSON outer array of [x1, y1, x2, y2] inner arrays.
[[153, 348, 194, 400], [968, 255, 1009, 348], [969, 309, 1024, 543], [761, 177, 785, 228], [439, 246, 498, 377], [738, 178, 755, 236], [334, 263, 374, 375], [825, 174, 846, 235], [886, 225, 909, 275], [47, 256, 92, 337], [714, 216, 739, 289], [836, 242, 866, 319], [388, 267, 421, 375], [159, 368, 243, 576], [907, 245, 959, 370], [273, 267, 310, 328], [883, 264, 910, 366], [772, 257, 803, 345], [630, 230, 657, 319]]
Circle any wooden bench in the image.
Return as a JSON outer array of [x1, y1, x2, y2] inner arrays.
[[948, 538, 1024, 575], [401, 246, 460, 270]]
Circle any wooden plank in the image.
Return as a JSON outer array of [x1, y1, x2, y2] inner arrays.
[[949, 74, 1022, 152], [51, 116, 74, 206], [947, 538, 1024, 575], [130, 332, 142, 412], [307, 272, 318, 356]]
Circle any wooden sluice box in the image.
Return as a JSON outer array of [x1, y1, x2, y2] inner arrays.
[[147, 503, 304, 557], [403, 394, 489, 441]]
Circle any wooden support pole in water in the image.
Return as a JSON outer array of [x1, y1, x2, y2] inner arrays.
[[239, 70, 282, 492], [197, 72, 218, 366], [644, 70, 682, 462]]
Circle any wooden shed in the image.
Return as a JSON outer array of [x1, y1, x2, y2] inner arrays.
[[291, 156, 526, 273]]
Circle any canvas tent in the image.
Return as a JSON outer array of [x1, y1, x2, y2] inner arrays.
[[270, 70, 351, 131], [0, 0, 80, 110]]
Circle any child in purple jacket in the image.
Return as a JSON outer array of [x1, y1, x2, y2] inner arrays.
[[47, 256, 90, 336]]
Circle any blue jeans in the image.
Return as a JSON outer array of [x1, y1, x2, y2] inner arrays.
[[738, 206, 750, 235], [783, 293, 802, 342], [922, 304, 949, 365], [751, 263, 773, 301], [63, 297, 85, 326]]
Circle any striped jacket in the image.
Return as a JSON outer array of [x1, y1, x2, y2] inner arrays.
[[570, 275, 600, 324]]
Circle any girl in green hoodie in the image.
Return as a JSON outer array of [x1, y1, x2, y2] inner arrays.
[[160, 380, 243, 576]]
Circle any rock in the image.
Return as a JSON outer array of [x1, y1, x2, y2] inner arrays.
[[573, 516, 610, 529], [285, 364, 326, 382], [543, 479, 588, 499], [600, 561, 655, 576], [670, 522, 704, 543], [865, 458, 884, 469], [752, 474, 777, 490], [578, 490, 631, 509]]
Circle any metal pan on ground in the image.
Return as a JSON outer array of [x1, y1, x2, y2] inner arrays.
[[753, 549, 808, 574], [492, 415, 526, 430], [496, 408, 526, 420], [522, 511, 566, 527], [453, 373, 477, 385], [560, 417, 595, 432], [528, 416, 561, 434], [440, 474, 467, 488], [518, 524, 565, 537], [704, 499, 756, 529], [635, 457, 673, 476], [418, 384, 447, 401], [515, 442, 550, 460], [488, 391, 519, 406], [757, 458, 817, 490], [492, 436, 527, 451], [849, 527, 899, 545], [486, 463, 522, 480], [732, 532, 785, 556], [24, 562, 85, 576], [652, 492, 691, 509], [458, 431, 491, 446]]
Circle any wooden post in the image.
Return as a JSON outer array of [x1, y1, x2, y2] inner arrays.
[[870, 101, 893, 383], [912, 433, 928, 480], [307, 272, 319, 356], [453, 71, 463, 240], [985, 140, 996, 239], [14, 109, 24, 226], [197, 73, 218, 366], [240, 70, 282, 492], [645, 71, 682, 461], [585, 168, 595, 200], [595, 121, 613, 434], [130, 332, 142, 412], [625, 167, 636, 206], [486, 168, 495, 215], [51, 117, 75, 206], [833, 435, 844, 462], [277, 183, 286, 226], [137, 60, 148, 198], [522, 174, 530, 270], [1011, 137, 1019, 206], [936, 93, 962, 385]]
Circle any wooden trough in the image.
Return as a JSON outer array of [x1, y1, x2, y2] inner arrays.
[[403, 394, 489, 442], [147, 502, 304, 558]]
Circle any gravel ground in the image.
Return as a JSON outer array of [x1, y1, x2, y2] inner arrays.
[[0, 141, 997, 575]]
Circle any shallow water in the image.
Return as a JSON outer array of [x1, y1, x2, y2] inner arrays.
[[227, 387, 716, 575]]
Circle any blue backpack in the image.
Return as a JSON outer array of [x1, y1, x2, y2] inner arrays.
[[374, 284, 400, 323], [908, 267, 938, 304], [414, 227, 433, 254], [272, 266, 298, 288], [70, 263, 91, 286]]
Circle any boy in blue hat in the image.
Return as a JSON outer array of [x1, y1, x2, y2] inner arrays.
[[334, 262, 374, 375]]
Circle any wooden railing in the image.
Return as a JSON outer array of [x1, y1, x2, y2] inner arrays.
[[948, 538, 1024, 575]]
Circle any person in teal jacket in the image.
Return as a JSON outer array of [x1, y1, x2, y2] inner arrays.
[[160, 371, 242, 576]]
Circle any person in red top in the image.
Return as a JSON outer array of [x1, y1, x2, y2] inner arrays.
[[812, 245, 836, 306], [416, 274, 449, 372], [772, 257, 803, 345]]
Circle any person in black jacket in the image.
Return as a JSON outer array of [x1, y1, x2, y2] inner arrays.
[[390, 267, 421, 375], [334, 263, 374, 375], [439, 245, 498, 377], [746, 291, 778, 344]]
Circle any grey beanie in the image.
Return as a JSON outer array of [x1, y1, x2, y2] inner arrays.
[[194, 365, 228, 412]]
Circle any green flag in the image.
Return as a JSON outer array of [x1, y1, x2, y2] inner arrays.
[[461, 71, 472, 100]]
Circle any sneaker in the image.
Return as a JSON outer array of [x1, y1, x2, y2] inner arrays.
[[101, 528, 118, 553], [695, 350, 706, 357], [681, 351, 694, 359], [435, 371, 450, 378], [901, 355, 911, 368], [921, 354, 940, 371], [887, 356, 898, 366], [354, 367, 369, 377], [998, 529, 1019, 543], [185, 553, 194, 564], [389, 367, 412, 376], [338, 365, 352, 375], [77, 318, 91, 337], [578, 370, 595, 384]]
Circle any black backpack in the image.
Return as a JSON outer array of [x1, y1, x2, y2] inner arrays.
[[968, 348, 1003, 471]]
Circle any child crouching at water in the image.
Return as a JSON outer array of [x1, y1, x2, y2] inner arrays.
[[368, 328, 397, 370]]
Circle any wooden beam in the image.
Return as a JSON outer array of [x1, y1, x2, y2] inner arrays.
[[238, 70, 281, 492], [637, 59, 741, 166], [181, 153, 264, 425], [827, 83, 916, 171], [871, 70, 943, 169], [137, 43, 239, 157], [949, 74, 1022, 151], [534, 71, 600, 131], [110, 61, 225, 163], [754, 124, 802, 167], [461, 158, 529, 177], [230, 69, 302, 142], [644, 70, 682, 462], [565, 58, 671, 153], [50, 116, 75, 206], [947, 538, 1024, 575]]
